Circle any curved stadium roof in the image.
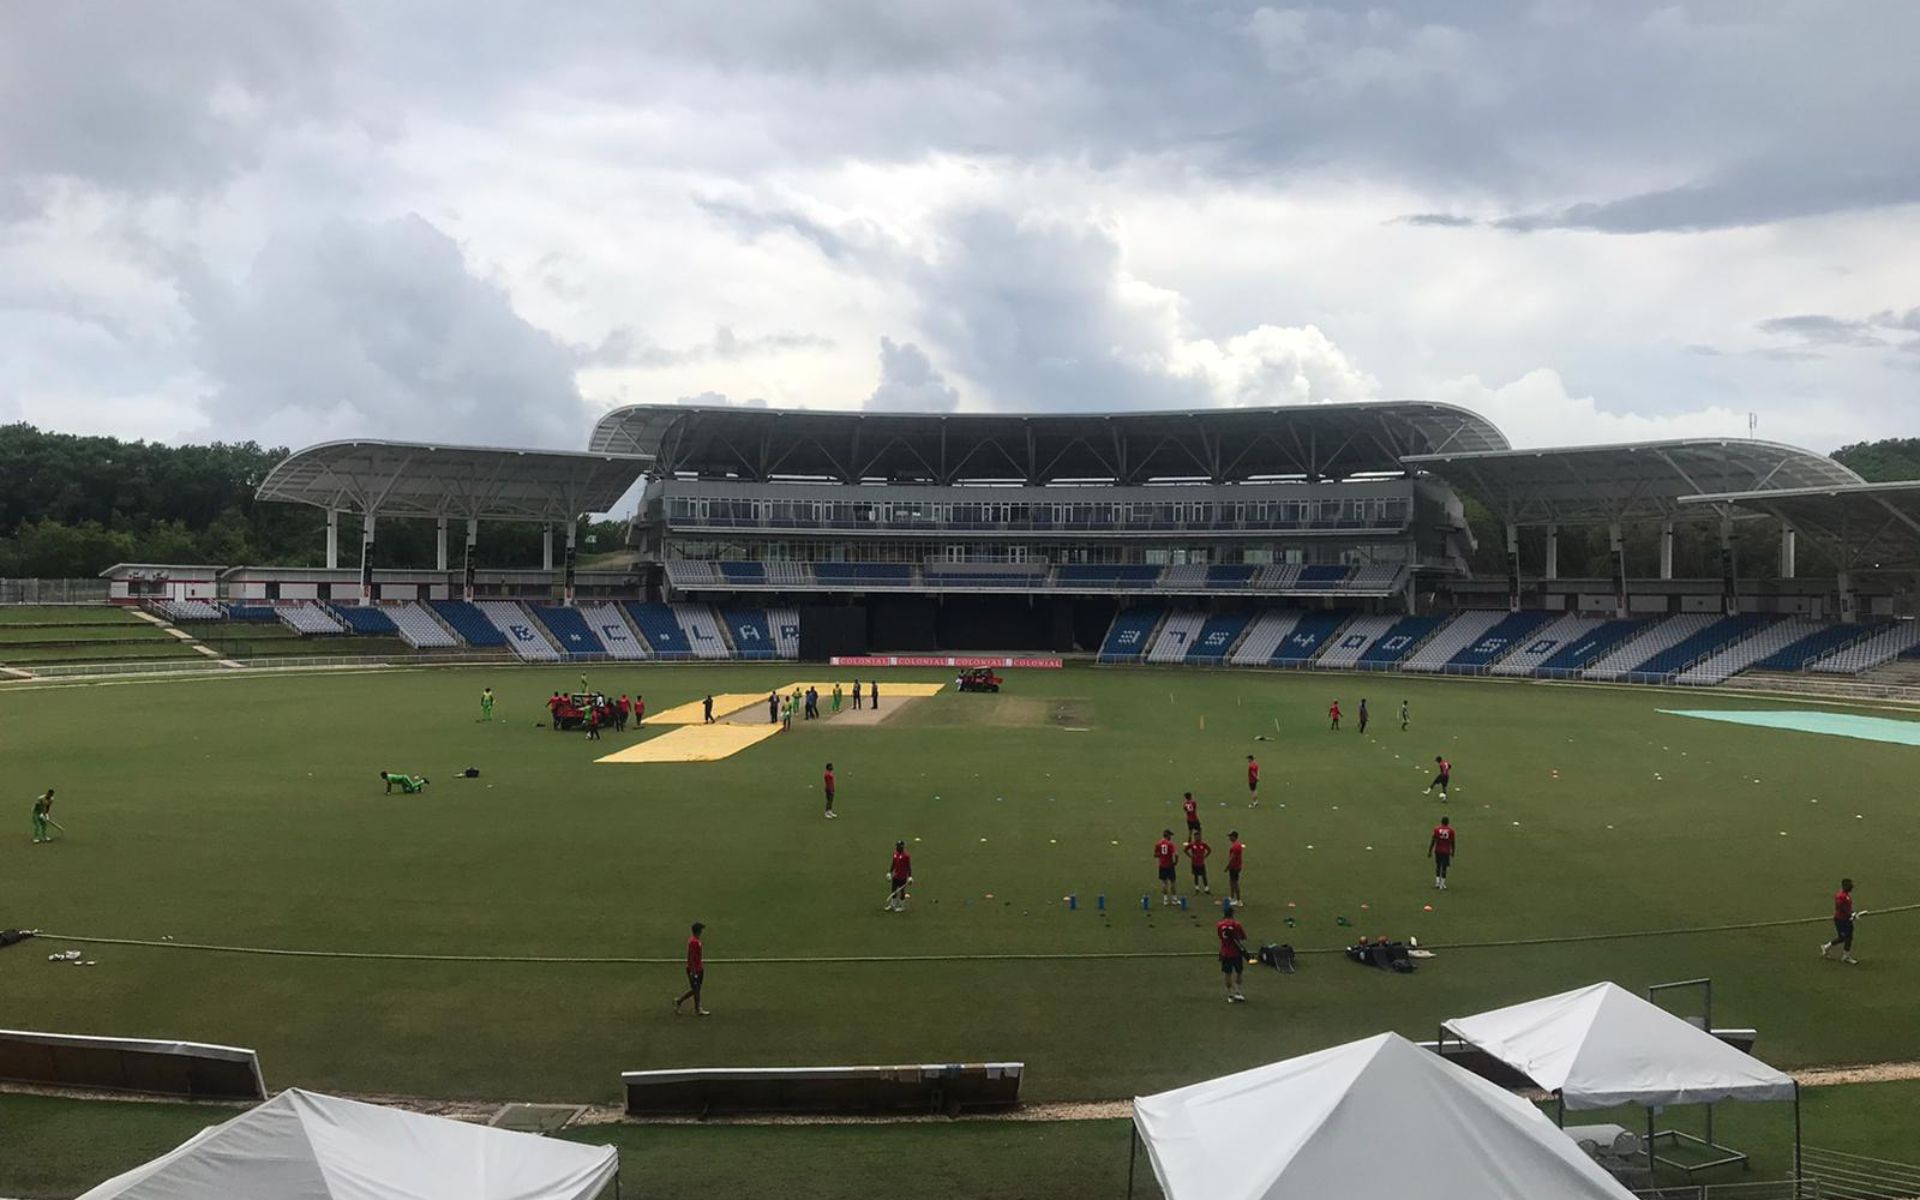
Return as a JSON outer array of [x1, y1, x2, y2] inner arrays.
[[1680, 481, 1920, 569], [1402, 439, 1863, 526], [255, 440, 648, 522], [587, 402, 1510, 485]]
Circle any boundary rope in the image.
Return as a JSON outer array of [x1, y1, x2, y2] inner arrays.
[[37, 903, 1915, 967]]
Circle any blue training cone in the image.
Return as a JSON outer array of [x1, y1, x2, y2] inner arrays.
[[1068, 894, 1078, 911], [1097, 894, 1107, 911], [1179, 896, 1189, 912], [1141, 895, 1150, 911]]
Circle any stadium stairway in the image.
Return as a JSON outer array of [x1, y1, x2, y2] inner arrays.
[[1581, 614, 1716, 681], [1673, 616, 1823, 685], [1271, 610, 1351, 666], [389, 602, 458, 648], [430, 601, 508, 647], [476, 600, 563, 661], [1399, 610, 1505, 672], [531, 606, 608, 657], [277, 602, 347, 635], [576, 602, 649, 659], [1488, 613, 1599, 676], [1747, 621, 1882, 674], [672, 603, 733, 659], [626, 603, 697, 659], [720, 608, 781, 660], [1356, 614, 1446, 669], [1146, 611, 1208, 663], [1097, 608, 1163, 662], [1184, 612, 1253, 664], [329, 604, 399, 635], [1229, 610, 1301, 665], [1441, 610, 1557, 674], [1807, 619, 1920, 674], [1633, 614, 1774, 681], [1313, 613, 1401, 670]]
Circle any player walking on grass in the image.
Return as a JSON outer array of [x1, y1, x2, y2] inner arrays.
[[1227, 831, 1245, 905], [635, 694, 645, 726], [1428, 817, 1455, 890], [870, 681, 880, 710], [852, 680, 862, 710], [703, 694, 715, 724], [823, 762, 837, 819], [886, 840, 913, 911], [673, 922, 710, 1015], [1400, 700, 1410, 731], [1821, 879, 1858, 964], [1182, 792, 1200, 840], [1217, 901, 1249, 1003], [1185, 832, 1212, 894], [480, 687, 494, 722], [768, 691, 780, 723], [1155, 829, 1180, 905], [1246, 755, 1260, 803], [1329, 699, 1341, 731], [31, 790, 62, 843], [586, 704, 603, 741], [831, 682, 843, 714], [1425, 755, 1451, 798], [1358, 698, 1369, 735]]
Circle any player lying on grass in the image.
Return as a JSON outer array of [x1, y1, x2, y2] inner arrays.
[[381, 772, 429, 794]]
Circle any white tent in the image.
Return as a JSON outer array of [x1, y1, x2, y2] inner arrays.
[[1130, 1032, 1638, 1200], [77, 1088, 619, 1200], [1442, 982, 1795, 1109]]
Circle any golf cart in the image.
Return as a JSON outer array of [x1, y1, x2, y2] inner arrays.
[[957, 667, 1003, 693]]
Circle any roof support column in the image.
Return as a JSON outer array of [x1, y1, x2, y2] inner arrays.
[[1611, 522, 1629, 620], [325, 509, 340, 570], [1837, 570, 1855, 624], [542, 524, 554, 571], [1780, 525, 1796, 579], [436, 518, 449, 571], [1719, 514, 1738, 616], [1544, 524, 1559, 581], [563, 522, 578, 607], [1659, 520, 1675, 580], [358, 514, 377, 606], [463, 519, 478, 602], [1504, 522, 1521, 613]]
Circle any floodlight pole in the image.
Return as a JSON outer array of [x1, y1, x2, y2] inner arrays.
[[359, 513, 376, 606]]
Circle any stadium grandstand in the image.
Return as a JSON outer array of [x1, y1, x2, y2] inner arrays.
[[27, 406, 1920, 692]]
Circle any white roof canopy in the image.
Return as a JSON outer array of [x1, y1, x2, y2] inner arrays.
[[1681, 481, 1920, 570], [1132, 1032, 1637, 1200], [257, 441, 649, 523], [1444, 983, 1796, 1110], [77, 1088, 619, 1200], [1404, 439, 1861, 527]]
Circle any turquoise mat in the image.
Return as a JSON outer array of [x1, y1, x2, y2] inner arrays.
[[1660, 708, 1920, 746]]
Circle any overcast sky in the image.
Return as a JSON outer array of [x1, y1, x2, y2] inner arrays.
[[4, 0, 1918, 454]]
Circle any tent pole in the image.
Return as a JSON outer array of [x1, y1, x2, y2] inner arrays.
[[1793, 1081, 1803, 1197], [1127, 1123, 1138, 1198], [1556, 1092, 1564, 1127]]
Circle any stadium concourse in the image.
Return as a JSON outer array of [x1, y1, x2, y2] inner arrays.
[[37, 405, 1916, 693]]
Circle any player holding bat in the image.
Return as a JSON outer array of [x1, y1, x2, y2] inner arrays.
[[885, 840, 914, 912]]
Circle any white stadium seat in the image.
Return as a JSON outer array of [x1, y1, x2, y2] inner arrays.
[[577, 602, 649, 660], [1488, 613, 1601, 676], [1580, 614, 1714, 681], [672, 603, 732, 659], [1146, 611, 1208, 662], [1399, 610, 1504, 672], [277, 602, 348, 635], [1229, 610, 1302, 665], [1312, 614, 1401, 669], [476, 600, 562, 661], [388, 602, 457, 648], [1808, 620, 1920, 674]]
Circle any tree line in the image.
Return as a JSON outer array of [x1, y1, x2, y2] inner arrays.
[[0, 424, 627, 579]]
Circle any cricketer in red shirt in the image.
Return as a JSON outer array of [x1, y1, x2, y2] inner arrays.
[[1182, 793, 1199, 830], [1216, 913, 1249, 1000], [1246, 756, 1260, 795]]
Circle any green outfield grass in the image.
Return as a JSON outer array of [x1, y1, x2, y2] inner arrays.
[[2, 663, 1915, 1116], [0, 606, 144, 626], [0, 624, 174, 645], [0, 640, 207, 664], [7, 1078, 1919, 1200]]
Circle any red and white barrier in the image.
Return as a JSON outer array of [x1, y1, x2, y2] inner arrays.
[[829, 654, 1063, 669]]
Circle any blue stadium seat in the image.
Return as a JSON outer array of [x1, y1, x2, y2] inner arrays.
[[812, 563, 913, 587], [1204, 565, 1258, 588], [1357, 615, 1445, 666], [1271, 611, 1349, 665], [532, 606, 608, 656], [1098, 609, 1163, 662], [719, 561, 767, 584], [625, 603, 696, 658], [1629, 614, 1771, 679], [1058, 564, 1163, 588], [430, 601, 507, 647], [1184, 613, 1252, 663], [1296, 565, 1351, 587], [1536, 619, 1643, 675], [1750, 623, 1878, 672], [221, 605, 278, 622], [1442, 610, 1556, 673], [330, 605, 398, 635], [721, 609, 780, 659]]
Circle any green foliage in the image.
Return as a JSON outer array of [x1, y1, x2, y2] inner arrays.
[[1832, 437, 1920, 483]]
